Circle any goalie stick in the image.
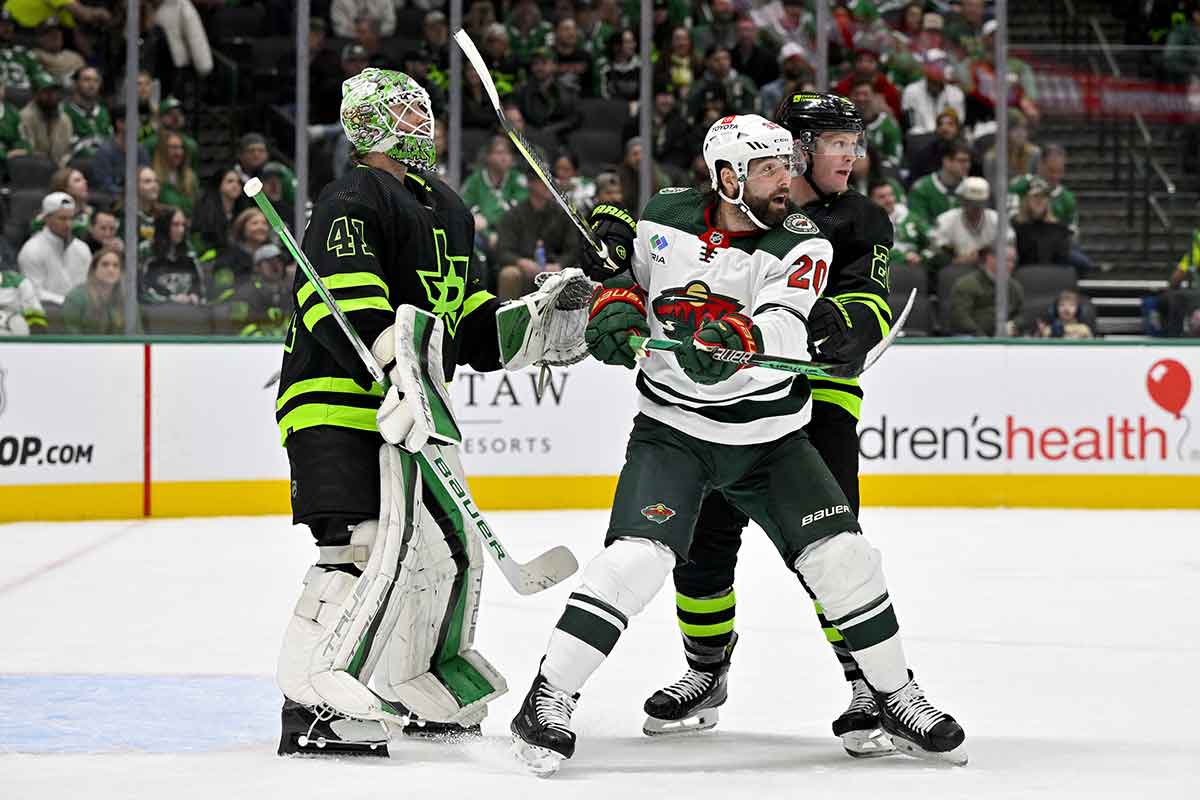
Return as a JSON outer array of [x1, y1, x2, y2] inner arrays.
[[244, 178, 578, 596], [630, 289, 916, 379], [453, 29, 621, 275]]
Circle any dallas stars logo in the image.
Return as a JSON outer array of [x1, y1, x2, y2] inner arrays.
[[416, 228, 468, 335]]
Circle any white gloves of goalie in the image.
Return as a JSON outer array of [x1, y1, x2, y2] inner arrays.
[[496, 267, 595, 371], [371, 307, 461, 453]]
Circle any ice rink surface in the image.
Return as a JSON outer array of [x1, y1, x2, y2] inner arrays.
[[2, 507, 1199, 799]]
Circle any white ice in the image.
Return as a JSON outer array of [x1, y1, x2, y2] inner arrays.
[[2, 508, 1199, 799]]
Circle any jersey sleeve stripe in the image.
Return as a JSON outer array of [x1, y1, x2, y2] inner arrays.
[[460, 289, 494, 322], [276, 404, 378, 445], [302, 296, 394, 332], [296, 271, 390, 306], [811, 388, 862, 419]]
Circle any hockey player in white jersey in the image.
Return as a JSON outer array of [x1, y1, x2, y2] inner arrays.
[[509, 115, 966, 775]]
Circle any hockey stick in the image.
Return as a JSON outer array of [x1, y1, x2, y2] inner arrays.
[[244, 178, 578, 596], [453, 29, 621, 274], [628, 289, 916, 380]]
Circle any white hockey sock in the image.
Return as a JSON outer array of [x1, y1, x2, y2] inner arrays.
[[541, 537, 675, 694]]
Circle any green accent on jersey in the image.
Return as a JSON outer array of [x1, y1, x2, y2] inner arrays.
[[297, 272, 390, 306], [460, 289, 493, 322], [641, 187, 708, 232], [282, 314, 297, 353], [756, 215, 825, 261], [869, 243, 890, 289], [811, 387, 862, 419], [416, 228, 468, 336], [823, 621, 846, 643], [275, 377, 385, 411], [835, 291, 892, 337], [678, 619, 736, 637], [302, 295, 392, 332], [675, 591, 736, 613], [274, 377, 385, 444], [411, 309, 462, 442], [326, 215, 369, 257]]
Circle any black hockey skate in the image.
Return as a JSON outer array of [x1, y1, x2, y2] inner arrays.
[[277, 699, 389, 757], [510, 671, 579, 777], [831, 678, 896, 758], [642, 632, 737, 736], [874, 673, 967, 766], [401, 713, 483, 740]]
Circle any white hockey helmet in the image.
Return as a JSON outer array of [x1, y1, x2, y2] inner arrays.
[[702, 114, 795, 229]]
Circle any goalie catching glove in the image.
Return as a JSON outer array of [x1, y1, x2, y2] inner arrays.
[[578, 204, 636, 280], [585, 285, 649, 369], [496, 267, 595, 371], [674, 313, 762, 385]]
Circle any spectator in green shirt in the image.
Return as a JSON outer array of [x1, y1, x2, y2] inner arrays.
[[61, 245, 125, 334], [907, 138, 970, 226], [948, 244, 1024, 337], [505, 0, 552, 68], [142, 96, 198, 170], [62, 64, 109, 158], [152, 129, 197, 215], [0, 77, 30, 166], [461, 134, 528, 248]]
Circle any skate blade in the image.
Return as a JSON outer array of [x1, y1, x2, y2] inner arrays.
[[642, 708, 719, 737], [841, 728, 897, 759], [510, 736, 565, 777], [891, 736, 968, 766]]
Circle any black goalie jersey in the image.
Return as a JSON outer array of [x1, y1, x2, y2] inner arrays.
[[800, 188, 894, 421], [274, 165, 501, 446]]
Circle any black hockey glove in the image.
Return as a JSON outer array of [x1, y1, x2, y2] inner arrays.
[[578, 203, 636, 280], [585, 285, 650, 369], [808, 297, 855, 361], [674, 313, 762, 386]]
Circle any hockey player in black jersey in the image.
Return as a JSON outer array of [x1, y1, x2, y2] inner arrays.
[[581, 94, 964, 764], [273, 68, 590, 757]]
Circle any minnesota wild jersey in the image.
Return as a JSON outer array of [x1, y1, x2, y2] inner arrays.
[[275, 165, 499, 445], [630, 188, 832, 446]]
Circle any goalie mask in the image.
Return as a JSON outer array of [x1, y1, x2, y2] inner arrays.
[[702, 114, 796, 230], [341, 68, 435, 171]]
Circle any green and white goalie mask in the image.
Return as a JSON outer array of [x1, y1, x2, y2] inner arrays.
[[340, 68, 435, 171]]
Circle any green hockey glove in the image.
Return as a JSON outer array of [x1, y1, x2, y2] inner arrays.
[[674, 313, 762, 385], [585, 285, 649, 369]]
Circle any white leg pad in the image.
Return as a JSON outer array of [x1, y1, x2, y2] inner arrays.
[[371, 445, 506, 723], [793, 532, 908, 692]]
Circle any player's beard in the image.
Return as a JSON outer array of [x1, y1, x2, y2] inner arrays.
[[744, 188, 791, 227]]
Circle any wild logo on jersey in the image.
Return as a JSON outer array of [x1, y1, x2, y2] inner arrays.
[[652, 281, 743, 340]]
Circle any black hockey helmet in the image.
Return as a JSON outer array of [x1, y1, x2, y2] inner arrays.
[[774, 91, 866, 173]]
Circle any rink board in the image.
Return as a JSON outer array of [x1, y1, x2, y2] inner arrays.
[[0, 339, 1198, 519]]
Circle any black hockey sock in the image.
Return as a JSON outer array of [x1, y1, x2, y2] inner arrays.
[[814, 600, 865, 682], [676, 588, 735, 671]]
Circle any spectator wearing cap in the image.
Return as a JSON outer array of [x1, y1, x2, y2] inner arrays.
[[260, 161, 295, 227], [461, 134, 528, 247], [966, 20, 1040, 127], [931, 176, 1011, 268], [758, 42, 811, 120], [911, 12, 949, 58], [949, 244, 1023, 336], [62, 65, 110, 158], [730, 15, 778, 90], [142, 96, 198, 169], [88, 104, 150, 197], [850, 80, 903, 173], [18, 69, 71, 163], [692, 0, 738, 55], [834, 47, 903, 119], [61, 246, 125, 335], [422, 10, 450, 78], [234, 132, 269, 184], [1012, 176, 1071, 267], [908, 137, 971, 225], [984, 108, 1040, 187], [150, 0, 213, 82], [624, 82, 690, 171], [152, 130, 198, 215], [552, 17, 596, 97], [139, 205, 203, 305], [512, 47, 582, 141], [17, 190, 91, 305], [0, 78, 31, 164], [901, 51, 966, 135], [330, 0, 395, 39], [32, 18, 82, 83], [402, 48, 447, 117], [223, 242, 292, 336], [505, 0, 552, 67], [907, 107, 966, 183], [0, 10, 49, 94], [687, 45, 758, 121], [3, 1, 110, 29], [596, 27, 639, 103]]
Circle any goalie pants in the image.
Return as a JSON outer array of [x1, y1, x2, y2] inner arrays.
[[286, 426, 383, 543], [672, 401, 864, 677]]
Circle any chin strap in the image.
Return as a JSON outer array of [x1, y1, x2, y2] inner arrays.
[[717, 183, 771, 231]]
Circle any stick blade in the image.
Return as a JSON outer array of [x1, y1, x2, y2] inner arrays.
[[511, 546, 579, 595]]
